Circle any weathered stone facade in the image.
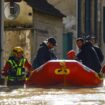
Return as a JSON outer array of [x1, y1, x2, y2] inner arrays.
[[3, 0, 64, 66], [31, 10, 64, 60], [3, 30, 32, 65], [100, 0, 105, 65], [3, 1, 33, 66], [4, 1, 32, 27], [47, 0, 105, 65]]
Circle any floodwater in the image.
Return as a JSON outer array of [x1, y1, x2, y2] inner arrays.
[[0, 81, 105, 105]]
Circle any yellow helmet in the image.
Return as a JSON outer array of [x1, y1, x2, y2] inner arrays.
[[12, 46, 24, 56]]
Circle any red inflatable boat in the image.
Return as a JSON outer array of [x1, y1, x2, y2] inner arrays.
[[26, 60, 103, 87]]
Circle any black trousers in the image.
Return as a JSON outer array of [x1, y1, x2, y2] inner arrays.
[[7, 80, 25, 86]]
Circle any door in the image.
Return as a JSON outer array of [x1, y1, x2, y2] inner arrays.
[[63, 32, 73, 59]]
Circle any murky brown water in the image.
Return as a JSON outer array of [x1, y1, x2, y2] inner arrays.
[[0, 80, 105, 105]]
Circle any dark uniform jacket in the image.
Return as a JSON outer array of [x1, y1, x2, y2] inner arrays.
[[77, 42, 101, 73], [32, 42, 57, 69], [93, 46, 104, 63]]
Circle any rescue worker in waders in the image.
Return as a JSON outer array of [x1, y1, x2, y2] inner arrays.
[[1, 46, 33, 85]]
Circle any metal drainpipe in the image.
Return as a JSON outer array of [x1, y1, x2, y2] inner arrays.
[[99, 0, 102, 47], [0, 0, 4, 70]]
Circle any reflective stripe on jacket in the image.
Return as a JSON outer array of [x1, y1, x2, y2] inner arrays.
[[7, 58, 26, 81]]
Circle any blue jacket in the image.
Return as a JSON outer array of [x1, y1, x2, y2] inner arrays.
[[93, 46, 104, 63]]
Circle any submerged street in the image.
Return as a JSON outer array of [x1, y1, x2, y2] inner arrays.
[[0, 0, 105, 105], [0, 80, 105, 105]]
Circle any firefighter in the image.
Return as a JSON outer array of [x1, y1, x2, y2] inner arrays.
[[1, 46, 33, 85]]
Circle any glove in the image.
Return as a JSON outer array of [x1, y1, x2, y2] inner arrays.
[[1, 71, 8, 77]]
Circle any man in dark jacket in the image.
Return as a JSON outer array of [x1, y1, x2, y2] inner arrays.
[[76, 38, 85, 49], [32, 37, 57, 69], [77, 37, 101, 73], [90, 36, 104, 64]]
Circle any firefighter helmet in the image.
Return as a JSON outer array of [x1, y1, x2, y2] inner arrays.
[[12, 46, 24, 56]]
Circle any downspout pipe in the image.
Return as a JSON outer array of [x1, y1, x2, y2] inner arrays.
[[0, 0, 4, 70]]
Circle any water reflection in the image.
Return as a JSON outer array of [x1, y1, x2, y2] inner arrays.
[[0, 81, 105, 105]]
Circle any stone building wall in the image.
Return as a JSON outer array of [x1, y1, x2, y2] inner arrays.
[[31, 10, 64, 59], [3, 0, 33, 66], [3, 0, 64, 67], [3, 30, 32, 65], [4, 1, 32, 27], [47, 0, 77, 51], [100, 0, 105, 65]]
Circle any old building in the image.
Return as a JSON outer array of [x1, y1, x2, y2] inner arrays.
[[4, 0, 105, 67], [48, 0, 105, 64], [4, 0, 33, 66], [3, 0, 65, 68], [26, 0, 65, 60], [101, 0, 105, 64]]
